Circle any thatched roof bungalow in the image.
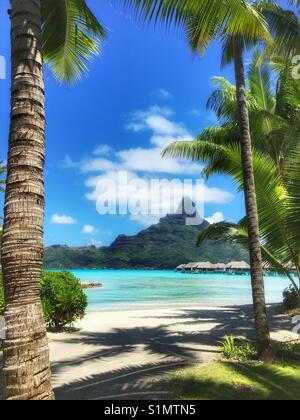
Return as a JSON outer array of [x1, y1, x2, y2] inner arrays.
[[226, 261, 250, 272], [176, 264, 186, 271], [195, 262, 215, 271], [176, 261, 251, 274]]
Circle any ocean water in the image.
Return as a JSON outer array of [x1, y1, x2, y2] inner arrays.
[[68, 270, 292, 312]]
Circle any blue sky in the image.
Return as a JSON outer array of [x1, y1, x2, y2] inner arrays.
[[0, 0, 247, 247]]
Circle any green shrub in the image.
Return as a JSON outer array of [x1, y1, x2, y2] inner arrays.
[[274, 341, 300, 362], [282, 287, 300, 311], [0, 272, 87, 330], [220, 336, 256, 361], [41, 271, 87, 331], [0, 274, 4, 316]]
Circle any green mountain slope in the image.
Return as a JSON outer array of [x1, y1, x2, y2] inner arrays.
[[44, 208, 249, 269]]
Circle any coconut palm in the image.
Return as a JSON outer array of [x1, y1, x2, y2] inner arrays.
[[125, 0, 292, 361], [2, 0, 105, 400], [168, 52, 300, 179], [195, 143, 300, 294]]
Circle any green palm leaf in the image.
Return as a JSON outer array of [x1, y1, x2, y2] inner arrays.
[[258, 1, 300, 58], [197, 221, 299, 291], [42, 0, 106, 83], [126, 0, 271, 46], [248, 49, 275, 112], [285, 144, 300, 259]]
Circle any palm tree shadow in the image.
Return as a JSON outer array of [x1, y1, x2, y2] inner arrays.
[[0, 304, 293, 400], [55, 360, 188, 400]]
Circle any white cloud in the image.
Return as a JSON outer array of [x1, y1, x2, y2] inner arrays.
[[115, 147, 200, 175], [93, 145, 112, 156], [125, 106, 174, 132], [156, 89, 173, 100], [82, 224, 98, 234], [81, 158, 116, 173], [51, 214, 77, 225], [126, 107, 185, 137], [206, 212, 225, 225], [85, 169, 233, 229], [80, 106, 200, 176], [64, 105, 233, 229]]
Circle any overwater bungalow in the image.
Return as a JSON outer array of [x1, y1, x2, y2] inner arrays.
[[214, 263, 227, 273], [226, 261, 251, 275], [194, 262, 216, 273], [176, 261, 251, 275], [182, 262, 199, 273]]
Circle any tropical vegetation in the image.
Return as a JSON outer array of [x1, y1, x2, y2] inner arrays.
[[220, 336, 256, 362], [43, 216, 249, 270], [0, 0, 300, 401], [168, 358, 300, 400], [1, 0, 105, 401], [282, 286, 300, 312], [41, 272, 87, 331], [164, 52, 300, 295], [0, 272, 87, 330], [169, 336, 300, 400], [125, 0, 300, 361]]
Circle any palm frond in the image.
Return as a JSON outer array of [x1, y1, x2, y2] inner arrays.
[[207, 77, 238, 122], [197, 221, 299, 291], [125, 0, 271, 57], [248, 49, 275, 112], [42, 0, 106, 83], [285, 144, 300, 259], [258, 1, 300, 59], [162, 139, 227, 171]]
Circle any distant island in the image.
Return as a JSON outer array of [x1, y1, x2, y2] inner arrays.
[[44, 200, 249, 270]]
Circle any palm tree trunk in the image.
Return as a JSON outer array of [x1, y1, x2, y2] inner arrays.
[[233, 38, 274, 362], [1, 0, 54, 400]]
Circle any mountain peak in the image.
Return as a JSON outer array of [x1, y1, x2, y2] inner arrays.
[[160, 197, 206, 227]]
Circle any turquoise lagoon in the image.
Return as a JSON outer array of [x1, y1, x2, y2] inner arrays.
[[68, 270, 292, 312]]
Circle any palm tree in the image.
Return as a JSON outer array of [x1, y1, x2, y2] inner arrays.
[[2, 0, 105, 400], [127, 0, 300, 361], [126, 0, 270, 361], [164, 54, 300, 295], [195, 144, 300, 294], [0, 161, 6, 243], [168, 52, 300, 179]]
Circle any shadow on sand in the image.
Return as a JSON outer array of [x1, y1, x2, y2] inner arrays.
[[52, 305, 291, 400], [0, 305, 293, 400]]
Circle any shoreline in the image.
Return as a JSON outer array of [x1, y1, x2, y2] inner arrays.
[[86, 296, 288, 315], [1, 304, 297, 400], [85, 300, 283, 313], [46, 304, 297, 400]]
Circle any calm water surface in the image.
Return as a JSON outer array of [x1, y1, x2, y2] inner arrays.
[[67, 270, 291, 311]]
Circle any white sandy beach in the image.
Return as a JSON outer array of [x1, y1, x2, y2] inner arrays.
[[46, 304, 297, 400]]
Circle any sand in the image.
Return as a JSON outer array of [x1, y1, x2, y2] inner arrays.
[[46, 304, 297, 400]]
